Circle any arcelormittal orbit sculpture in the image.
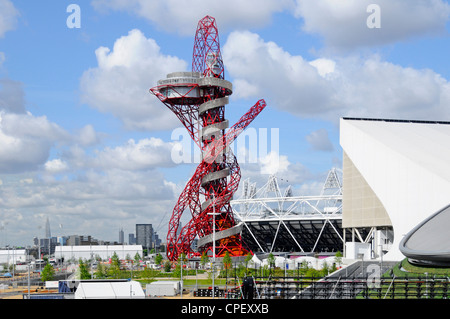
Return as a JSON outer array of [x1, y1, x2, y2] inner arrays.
[[150, 16, 266, 261]]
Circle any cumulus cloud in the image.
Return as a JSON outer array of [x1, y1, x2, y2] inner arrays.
[[223, 31, 450, 122], [92, 137, 178, 170], [223, 31, 334, 114], [237, 150, 319, 197], [91, 0, 294, 34], [0, 0, 19, 38], [0, 167, 178, 243], [0, 111, 69, 173], [44, 159, 69, 174], [80, 29, 187, 131], [306, 129, 334, 152], [294, 0, 450, 50], [0, 130, 181, 243], [259, 151, 289, 175], [0, 77, 94, 175], [331, 56, 450, 121], [91, 0, 450, 49], [76, 124, 104, 147]]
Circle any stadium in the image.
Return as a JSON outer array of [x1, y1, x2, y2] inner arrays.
[[340, 117, 450, 265], [231, 117, 450, 269], [231, 169, 347, 256]]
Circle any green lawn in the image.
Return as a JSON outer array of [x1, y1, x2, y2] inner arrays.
[[392, 258, 450, 278]]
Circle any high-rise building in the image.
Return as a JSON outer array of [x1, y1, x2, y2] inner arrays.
[[119, 228, 124, 244], [136, 224, 153, 252], [45, 216, 51, 238], [128, 233, 136, 245]]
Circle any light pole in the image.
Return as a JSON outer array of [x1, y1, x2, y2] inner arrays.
[[379, 244, 383, 277], [27, 262, 31, 299], [180, 254, 183, 299], [207, 195, 219, 299]]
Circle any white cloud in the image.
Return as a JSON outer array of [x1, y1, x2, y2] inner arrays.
[[93, 137, 178, 170], [294, 0, 450, 50], [0, 168, 178, 244], [44, 159, 69, 174], [76, 124, 103, 146], [80, 29, 187, 131], [238, 148, 313, 182], [259, 151, 289, 175], [91, 0, 294, 35], [0, 0, 19, 38], [331, 56, 450, 121], [223, 31, 450, 123], [0, 112, 69, 173], [309, 58, 336, 78], [223, 30, 334, 115], [306, 129, 334, 152]]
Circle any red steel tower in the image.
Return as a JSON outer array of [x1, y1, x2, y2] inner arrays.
[[150, 16, 266, 261]]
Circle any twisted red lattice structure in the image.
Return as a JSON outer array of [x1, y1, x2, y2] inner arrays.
[[150, 16, 266, 261]]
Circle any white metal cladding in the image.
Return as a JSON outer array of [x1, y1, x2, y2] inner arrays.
[[340, 118, 450, 261]]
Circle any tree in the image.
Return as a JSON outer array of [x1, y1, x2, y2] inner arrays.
[[155, 253, 163, 265], [200, 251, 209, 269], [110, 252, 120, 268], [41, 263, 55, 282], [267, 253, 275, 274], [95, 262, 107, 279], [108, 252, 121, 279], [244, 253, 253, 272], [223, 252, 232, 289], [223, 251, 232, 270], [174, 253, 187, 277], [299, 260, 310, 275], [134, 252, 142, 264], [334, 251, 343, 268], [321, 261, 330, 277], [164, 260, 172, 272], [78, 258, 91, 280]]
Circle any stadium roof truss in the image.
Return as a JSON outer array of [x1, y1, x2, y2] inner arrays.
[[231, 168, 346, 254]]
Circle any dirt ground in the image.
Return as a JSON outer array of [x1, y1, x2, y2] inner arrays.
[[0, 286, 45, 299]]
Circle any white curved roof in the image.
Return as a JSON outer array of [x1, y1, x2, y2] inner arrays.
[[400, 204, 450, 264], [340, 118, 450, 261]]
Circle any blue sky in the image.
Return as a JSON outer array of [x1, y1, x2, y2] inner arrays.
[[0, 0, 449, 246]]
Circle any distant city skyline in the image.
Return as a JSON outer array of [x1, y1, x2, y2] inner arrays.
[[1, 216, 159, 250]]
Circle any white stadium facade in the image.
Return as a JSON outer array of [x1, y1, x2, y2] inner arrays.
[[340, 118, 450, 265]]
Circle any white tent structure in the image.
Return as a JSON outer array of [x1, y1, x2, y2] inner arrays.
[[74, 281, 145, 299], [0, 249, 27, 264], [55, 245, 143, 261]]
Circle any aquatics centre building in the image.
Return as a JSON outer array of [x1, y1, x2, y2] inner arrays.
[[340, 118, 450, 265]]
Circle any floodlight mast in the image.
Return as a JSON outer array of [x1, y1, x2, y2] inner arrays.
[[150, 15, 266, 261]]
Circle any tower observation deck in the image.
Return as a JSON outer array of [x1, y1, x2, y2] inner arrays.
[[150, 16, 266, 261]]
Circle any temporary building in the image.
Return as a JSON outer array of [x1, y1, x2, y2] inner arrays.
[[74, 281, 145, 299], [146, 281, 180, 297]]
